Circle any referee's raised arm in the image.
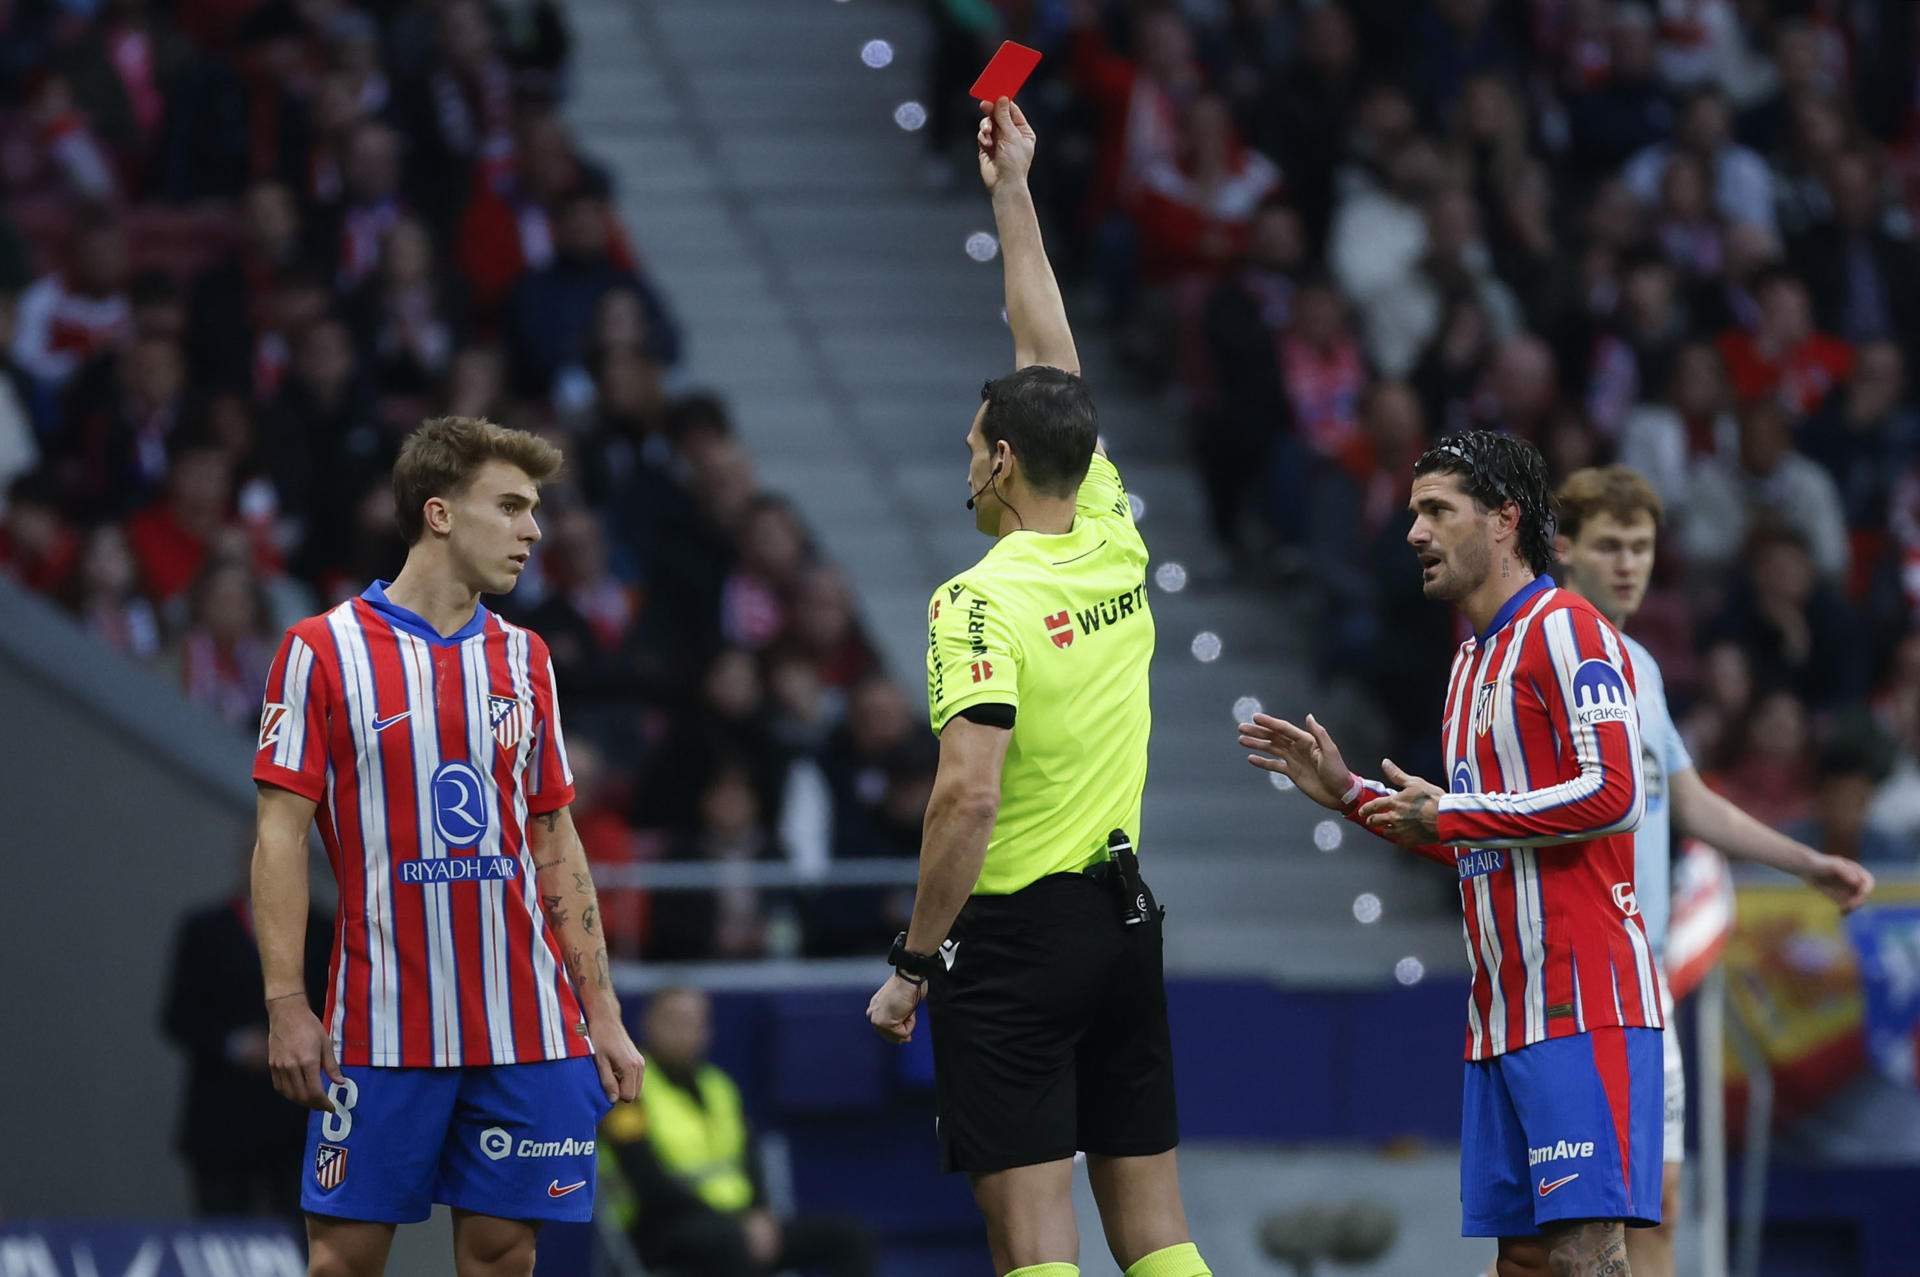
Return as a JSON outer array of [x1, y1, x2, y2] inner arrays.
[[978, 98, 1080, 376]]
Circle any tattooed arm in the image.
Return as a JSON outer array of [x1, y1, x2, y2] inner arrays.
[[529, 805, 644, 1103]]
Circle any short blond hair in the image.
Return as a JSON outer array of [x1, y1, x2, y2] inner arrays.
[[392, 417, 563, 544], [1555, 465, 1663, 541]]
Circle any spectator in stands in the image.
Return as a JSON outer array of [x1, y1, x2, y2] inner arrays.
[[162, 852, 331, 1218], [1650, 152, 1726, 300], [721, 494, 810, 651], [124, 441, 249, 609], [345, 215, 462, 398], [1066, 3, 1203, 228], [394, 0, 515, 229], [601, 987, 876, 1277], [1278, 277, 1367, 477], [1470, 333, 1561, 441], [9, 208, 130, 410], [52, 332, 191, 518], [824, 675, 922, 858], [787, 564, 876, 691], [1365, 180, 1521, 381], [636, 647, 785, 841], [504, 183, 679, 396], [1487, 158, 1561, 326], [0, 295, 38, 496], [1704, 522, 1865, 712], [1686, 394, 1849, 582], [523, 506, 666, 732], [1791, 148, 1920, 357], [1407, 0, 1520, 120], [1196, 198, 1306, 561], [128, 271, 188, 343], [1799, 341, 1916, 556], [1619, 340, 1738, 518], [1130, 92, 1280, 286], [1624, 86, 1777, 237], [67, 523, 161, 661], [1787, 726, 1908, 865], [1414, 292, 1496, 439], [0, 471, 79, 594], [1332, 135, 1445, 374], [257, 315, 387, 573], [648, 767, 774, 962], [456, 107, 622, 317], [1705, 689, 1818, 831], [1561, 2, 1673, 183], [567, 737, 650, 960], [21, 71, 119, 202], [190, 176, 309, 393], [1586, 253, 1691, 439], [327, 120, 408, 290], [1249, 3, 1359, 244], [444, 343, 508, 420], [1716, 269, 1852, 415], [174, 555, 274, 729]]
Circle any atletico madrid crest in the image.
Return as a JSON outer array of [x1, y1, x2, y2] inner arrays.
[[314, 1142, 348, 1190], [488, 695, 530, 750], [1471, 682, 1499, 737]]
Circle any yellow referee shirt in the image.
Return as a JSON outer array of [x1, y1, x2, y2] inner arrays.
[[925, 453, 1154, 895]]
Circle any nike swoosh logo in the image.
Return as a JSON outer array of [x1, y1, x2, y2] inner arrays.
[[1538, 1173, 1581, 1197], [548, 1179, 587, 1198], [371, 711, 412, 732]]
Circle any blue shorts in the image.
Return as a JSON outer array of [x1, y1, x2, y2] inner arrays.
[[301, 1057, 611, 1224], [1460, 1027, 1663, 1237]]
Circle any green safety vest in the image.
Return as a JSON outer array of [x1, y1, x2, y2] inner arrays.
[[605, 1063, 756, 1216]]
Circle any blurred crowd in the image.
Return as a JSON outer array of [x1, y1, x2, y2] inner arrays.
[[0, 0, 929, 961], [930, 0, 1920, 862]]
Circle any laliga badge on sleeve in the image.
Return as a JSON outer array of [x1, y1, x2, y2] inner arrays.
[[969, 40, 1043, 105]]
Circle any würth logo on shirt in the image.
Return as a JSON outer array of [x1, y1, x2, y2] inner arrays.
[[488, 695, 530, 750], [1043, 610, 1074, 648]]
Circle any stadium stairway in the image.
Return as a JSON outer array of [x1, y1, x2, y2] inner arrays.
[[566, 0, 1465, 986]]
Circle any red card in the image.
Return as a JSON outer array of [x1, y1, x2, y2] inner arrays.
[[968, 40, 1043, 105]]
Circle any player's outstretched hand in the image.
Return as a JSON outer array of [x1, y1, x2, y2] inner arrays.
[[977, 97, 1036, 193], [267, 999, 347, 1112], [1359, 759, 1444, 848], [590, 1011, 646, 1104], [1240, 712, 1351, 811], [866, 972, 927, 1045], [1807, 852, 1875, 913]]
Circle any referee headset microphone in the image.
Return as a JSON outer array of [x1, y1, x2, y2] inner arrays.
[[964, 459, 1002, 511]]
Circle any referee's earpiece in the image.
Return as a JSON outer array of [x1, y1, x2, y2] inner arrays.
[[965, 460, 1004, 511]]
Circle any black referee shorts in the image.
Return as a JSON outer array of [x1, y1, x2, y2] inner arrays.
[[928, 867, 1179, 1175]]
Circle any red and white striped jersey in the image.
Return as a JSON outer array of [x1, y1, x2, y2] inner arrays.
[[1343, 576, 1661, 1060], [253, 582, 590, 1069]]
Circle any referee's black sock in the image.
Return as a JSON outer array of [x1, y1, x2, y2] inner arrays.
[[1124, 1242, 1211, 1277]]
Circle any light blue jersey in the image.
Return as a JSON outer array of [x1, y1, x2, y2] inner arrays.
[[1622, 634, 1693, 955]]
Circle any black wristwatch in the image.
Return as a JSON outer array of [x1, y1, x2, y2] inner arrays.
[[888, 932, 944, 984]]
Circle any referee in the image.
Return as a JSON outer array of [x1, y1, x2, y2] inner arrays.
[[865, 99, 1212, 1277]]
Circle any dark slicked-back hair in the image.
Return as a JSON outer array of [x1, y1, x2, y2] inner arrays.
[[1413, 430, 1557, 576], [979, 366, 1098, 497]]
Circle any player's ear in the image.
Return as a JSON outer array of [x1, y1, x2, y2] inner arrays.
[[423, 496, 453, 537]]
